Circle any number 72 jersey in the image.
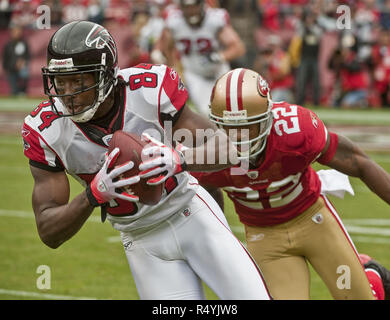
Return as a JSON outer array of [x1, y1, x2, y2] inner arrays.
[[192, 102, 329, 227]]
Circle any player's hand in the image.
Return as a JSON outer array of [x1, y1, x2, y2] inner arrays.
[[86, 148, 140, 206], [206, 52, 224, 63], [138, 133, 187, 185]]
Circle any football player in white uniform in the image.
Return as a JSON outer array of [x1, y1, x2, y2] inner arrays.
[[152, 0, 245, 115], [22, 21, 271, 300]]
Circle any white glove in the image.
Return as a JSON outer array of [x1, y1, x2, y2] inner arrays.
[[138, 133, 187, 185], [86, 147, 140, 206], [207, 52, 224, 63]]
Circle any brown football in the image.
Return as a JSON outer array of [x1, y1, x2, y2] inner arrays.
[[108, 130, 163, 205]]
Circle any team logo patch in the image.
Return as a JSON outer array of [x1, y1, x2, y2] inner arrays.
[[311, 113, 319, 128], [182, 208, 191, 217], [170, 69, 177, 80], [97, 181, 108, 192], [257, 75, 269, 97], [21, 127, 30, 137], [178, 77, 185, 91], [85, 24, 117, 63], [247, 171, 259, 180], [312, 213, 323, 224], [123, 241, 133, 251], [102, 134, 113, 147]]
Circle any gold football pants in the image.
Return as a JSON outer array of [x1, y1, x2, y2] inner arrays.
[[245, 195, 375, 300]]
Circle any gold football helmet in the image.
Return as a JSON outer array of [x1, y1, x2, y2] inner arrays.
[[209, 68, 273, 159]]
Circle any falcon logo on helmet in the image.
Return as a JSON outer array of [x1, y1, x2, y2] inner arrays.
[[85, 25, 117, 65], [209, 68, 274, 159], [257, 75, 269, 97]]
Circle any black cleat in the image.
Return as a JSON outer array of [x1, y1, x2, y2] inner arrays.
[[362, 255, 390, 300]]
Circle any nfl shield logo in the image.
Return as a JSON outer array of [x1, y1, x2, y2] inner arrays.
[[182, 208, 191, 217], [247, 171, 259, 179]]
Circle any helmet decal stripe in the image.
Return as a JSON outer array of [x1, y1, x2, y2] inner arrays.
[[225, 70, 233, 111], [229, 68, 244, 112], [237, 68, 246, 111]]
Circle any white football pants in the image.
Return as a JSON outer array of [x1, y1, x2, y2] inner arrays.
[[120, 186, 271, 300]]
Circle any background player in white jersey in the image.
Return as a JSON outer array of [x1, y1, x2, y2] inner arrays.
[[22, 21, 271, 300], [151, 0, 245, 116]]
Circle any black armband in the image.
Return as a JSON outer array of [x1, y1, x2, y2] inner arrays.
[[85, 184, 100, 207], [85, 185, 108, 223]]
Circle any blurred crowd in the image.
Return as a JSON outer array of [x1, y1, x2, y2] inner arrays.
[[0, 0, 389, 107], [252, 0, 390, 107]]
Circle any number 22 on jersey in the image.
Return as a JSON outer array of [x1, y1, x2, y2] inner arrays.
[[272, 105, 301, 136]]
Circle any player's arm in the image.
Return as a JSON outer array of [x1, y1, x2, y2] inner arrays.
[[319, 133, 390, 205], [151, 28, 175, 67], [204, 186, 224, 211], [172, 105, 239, 171], [139, 105, 238, 185], [30, 166, 94, 249], [216, 24, 246, 63], [30, 149, 139, 249]]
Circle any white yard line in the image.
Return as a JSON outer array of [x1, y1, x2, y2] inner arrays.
[[0, 288, 98, 300], [0, 209, 101, 223], [2, 208, 390, 244], [350, 236, 390, 245]]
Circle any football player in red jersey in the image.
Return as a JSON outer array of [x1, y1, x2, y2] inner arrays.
[[22, 22, 271, 300], [191, 68, 390, 299]]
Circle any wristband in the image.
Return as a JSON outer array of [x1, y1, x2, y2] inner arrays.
[[86, 184, 100, 207], [86, 185, 109, 223]]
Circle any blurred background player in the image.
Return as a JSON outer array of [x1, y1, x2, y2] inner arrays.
[[2, 23, 30, 96], [151, 0, 245, 116], [192, 68, 390, 299]]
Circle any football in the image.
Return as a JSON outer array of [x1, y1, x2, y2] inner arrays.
[[108, 130, 163, 205]]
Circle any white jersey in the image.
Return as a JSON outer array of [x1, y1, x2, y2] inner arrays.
[[22, 64, 199, 232], [165, 7, 231, 79]]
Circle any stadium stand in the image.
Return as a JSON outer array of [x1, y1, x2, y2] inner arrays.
[[0, 0, 389, 107]]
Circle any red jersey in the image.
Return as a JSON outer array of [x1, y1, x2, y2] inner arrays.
[[192, 102, 330, 226]]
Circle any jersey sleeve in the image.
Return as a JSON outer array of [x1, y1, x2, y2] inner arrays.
[[211, 8, 230, 30], [158, 65, 188, 128], [272, 103, 328, 164], [22, 121, 64, 172], [299, 107, 328, 163], [190, 170, 230, 189], [317, 131, 339, 165]]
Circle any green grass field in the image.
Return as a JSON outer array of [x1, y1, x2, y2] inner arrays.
[[1, 97, 390, 300]]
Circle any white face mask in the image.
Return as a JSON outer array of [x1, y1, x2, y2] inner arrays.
[[57, 78, 115, 123], [210, 106, 274, 161], [230, 118, 273, 161], [69, 103, 100, 123]]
